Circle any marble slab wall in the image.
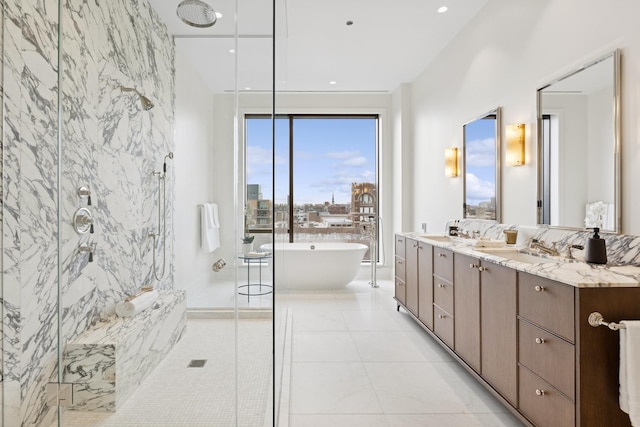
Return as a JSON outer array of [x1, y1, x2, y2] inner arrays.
[[63, 291, 186, 412], [2, 0, 176, 425], [454, 219, 640, 266]]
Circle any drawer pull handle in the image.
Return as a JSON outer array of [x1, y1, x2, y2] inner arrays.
[[413, 243, 419, 248], [438, 253, 446, 257], [438, 314, 446, 319], [534, 285, 545, 292], [478, 266, 488, 272], [535, 338, 546, 344], [535, 389, 546, 396], [469, 263, 478, 269], [398, 261, 403, 265], [438, 283, 445, 288]]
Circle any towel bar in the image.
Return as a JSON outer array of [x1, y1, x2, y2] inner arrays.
[[588, 311, 626, 330]]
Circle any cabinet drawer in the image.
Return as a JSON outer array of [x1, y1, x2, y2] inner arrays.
[[433, 304, 454, 348], [433, 247, 453, 282], [395, 256, 406, 281], [519, 366, 575, 427], [395, 235, 406, 258], [433, 278, 454, 315], [519, 273, 575, 342], [519, 319, 575, 400], [395, 277, 405, 305]]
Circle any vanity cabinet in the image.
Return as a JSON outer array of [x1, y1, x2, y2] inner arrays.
[[433, 247, 454, 347], [416, 242, 433, 329], [480, 261, 517, 405], [394, 234, 640, 427], [394, 236, 406, 307], [395, 235, 433, 327], [453, 253, 481, 372]]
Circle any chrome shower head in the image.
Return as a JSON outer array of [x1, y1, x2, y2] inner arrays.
[[177, 0, 217, 28], [120, 86, 154, 111]]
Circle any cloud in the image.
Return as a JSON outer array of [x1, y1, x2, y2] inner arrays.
[[342, 156, 368, 167], [246, 145, 286, 176], [466, 137, 496, 168], [325, 150, 360, 159], [465, 172, 495, 203]]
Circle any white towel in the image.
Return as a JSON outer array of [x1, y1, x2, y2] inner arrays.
[[115, 289, 159, 317], [201, 203, 220, 252], [620, 320, 640, 426]]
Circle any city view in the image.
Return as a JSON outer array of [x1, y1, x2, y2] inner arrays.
[[245, 116, 378, 260]]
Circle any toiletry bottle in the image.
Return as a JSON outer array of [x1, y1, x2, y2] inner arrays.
[[584, 227, 607, 264]]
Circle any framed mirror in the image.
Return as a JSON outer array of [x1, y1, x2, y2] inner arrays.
[[463, 108, 501, 222], [537, 50, 620, 232]]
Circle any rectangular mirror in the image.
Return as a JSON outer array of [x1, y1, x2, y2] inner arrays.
[[463, 108, 501, 222], [537, 49, 620, 232]]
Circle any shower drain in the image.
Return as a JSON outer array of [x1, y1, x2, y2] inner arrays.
[[187, 359, 207, 368]]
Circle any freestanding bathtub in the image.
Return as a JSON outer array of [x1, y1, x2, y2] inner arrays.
[[260, 242, 368, 290]]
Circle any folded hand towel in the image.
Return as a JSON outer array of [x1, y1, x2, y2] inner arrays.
[[201, 203, 220, 252], [115, 289, 159, 317], [620, 320, 640, 426]]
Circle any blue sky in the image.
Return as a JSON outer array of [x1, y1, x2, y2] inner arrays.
[[246, 117, 377, 205], [464, 118, 496, 205]]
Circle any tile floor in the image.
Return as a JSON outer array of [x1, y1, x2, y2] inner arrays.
[[59, 276, 525, 427], [276, 279, 525, 427]]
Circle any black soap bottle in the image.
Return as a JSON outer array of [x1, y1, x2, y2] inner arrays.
[[584, 228, 607, 264]]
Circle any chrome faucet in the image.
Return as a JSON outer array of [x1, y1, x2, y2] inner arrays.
[[529, 239, 560, 256]]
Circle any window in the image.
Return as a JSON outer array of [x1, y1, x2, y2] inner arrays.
[[245, 114, 379, 261]]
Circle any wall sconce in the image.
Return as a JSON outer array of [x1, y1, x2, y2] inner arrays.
[[445, 148, 459, 177], [506, 124, 525, 166]]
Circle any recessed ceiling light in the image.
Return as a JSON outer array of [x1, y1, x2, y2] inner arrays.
[[438, 6, 448, 13], [229, 49, 235, 54], [329, 81, 337, 85], [245, 87, 251, 91]]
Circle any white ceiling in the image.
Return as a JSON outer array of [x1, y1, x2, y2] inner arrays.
[[148, 0, 489, 94]]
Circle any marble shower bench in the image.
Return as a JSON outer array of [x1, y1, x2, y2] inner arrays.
[[62, 290, 186, 412]]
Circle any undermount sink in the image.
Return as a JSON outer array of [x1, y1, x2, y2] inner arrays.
[[419, 234, 452, 242], [475, 248, 566, 264]]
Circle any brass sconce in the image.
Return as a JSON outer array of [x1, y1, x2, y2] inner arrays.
[[506, 124, 525, 166], [445, 148, 459, 177]]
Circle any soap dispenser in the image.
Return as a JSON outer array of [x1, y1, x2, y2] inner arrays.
[[584, 227, 607, 264]]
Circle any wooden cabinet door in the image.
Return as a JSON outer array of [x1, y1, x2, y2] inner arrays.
[[480, 261, 517, 405], [405, 238, 419, 315], [417, 242, 433, 329], [454, 253, 481, 372], [394, 235, 406, 306]]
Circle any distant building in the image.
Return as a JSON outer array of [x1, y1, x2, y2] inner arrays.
[[246, 184, 272, 229], [351, 182, 377, 227]]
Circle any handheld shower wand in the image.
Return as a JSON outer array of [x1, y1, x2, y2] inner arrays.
[[163, 152, 174, 174], [151, 152, 174, 281]]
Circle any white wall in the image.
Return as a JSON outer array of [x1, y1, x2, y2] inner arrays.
[[174, 50, 217, 289], [210, 92, 395, 270], [406, 0, 640, 234]]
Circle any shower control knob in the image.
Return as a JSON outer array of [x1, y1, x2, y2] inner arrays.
[[73, 208, 94, 234]]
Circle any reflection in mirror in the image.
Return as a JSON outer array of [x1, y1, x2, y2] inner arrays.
[[463, 108, 501, 222], [537, 50, 620, 232]]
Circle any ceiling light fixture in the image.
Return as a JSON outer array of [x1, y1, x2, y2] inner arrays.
[[329, 81, 337, 85], [229, 49, 235, 54], [438, 6, 448, 13]]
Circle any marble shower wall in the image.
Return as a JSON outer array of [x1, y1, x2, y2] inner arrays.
[[2, 0, 175, 425]]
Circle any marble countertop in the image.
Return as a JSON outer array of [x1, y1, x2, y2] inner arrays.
[[400, 232, 640, 288]]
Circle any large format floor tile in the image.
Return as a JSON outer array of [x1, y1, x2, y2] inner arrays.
[[282, 279, 524, 426], [290, 362, 383, 414]]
